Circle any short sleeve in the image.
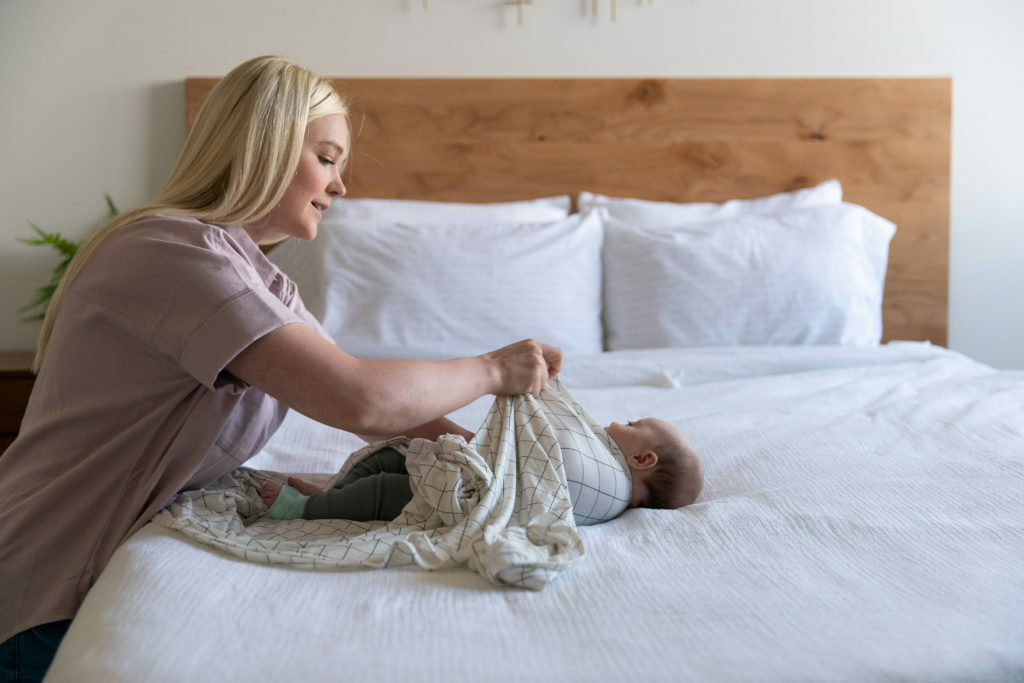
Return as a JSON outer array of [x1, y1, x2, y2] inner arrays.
[[180, 286, 303, 389], [74, 216, 307, 390]]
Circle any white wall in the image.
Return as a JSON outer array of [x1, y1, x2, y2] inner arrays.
[[2, 0, 1022, 368]]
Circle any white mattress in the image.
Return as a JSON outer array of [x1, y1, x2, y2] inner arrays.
[[46, 344, 1024, 682]]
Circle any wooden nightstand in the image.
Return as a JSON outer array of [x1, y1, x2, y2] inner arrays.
[[0, 351, 36, 454]]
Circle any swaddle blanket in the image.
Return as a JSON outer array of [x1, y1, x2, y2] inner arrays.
[[153, 380, 616, 589], [537, 381, 631, 525]]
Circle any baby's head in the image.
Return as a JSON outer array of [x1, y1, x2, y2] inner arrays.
[[604, 418, 703, 509]]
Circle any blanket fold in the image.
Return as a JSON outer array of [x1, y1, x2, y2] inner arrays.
[[153, 389, 585, 590]]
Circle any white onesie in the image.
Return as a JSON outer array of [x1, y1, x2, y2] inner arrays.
[[533, 379, 632, 525]]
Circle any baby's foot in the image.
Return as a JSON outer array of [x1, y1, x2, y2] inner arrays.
[[261, 481, 283, 508], [287, 476, 325, 496]]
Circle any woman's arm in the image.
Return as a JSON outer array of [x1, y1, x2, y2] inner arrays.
[[356, 416, 475, 443], [226, 322, 560, 436]]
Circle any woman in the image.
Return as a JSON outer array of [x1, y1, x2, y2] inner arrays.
[[0, 56, 560, 680]]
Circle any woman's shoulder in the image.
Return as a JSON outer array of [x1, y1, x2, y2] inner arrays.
[[118, 213, 234, 243], [107, 214, 261, 261], [71, 213, 286, 318]]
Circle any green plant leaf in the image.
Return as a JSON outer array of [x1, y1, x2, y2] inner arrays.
[[16, 196, 117, 322], [18, 224, 80, 258], [18, 283, 58, 313]]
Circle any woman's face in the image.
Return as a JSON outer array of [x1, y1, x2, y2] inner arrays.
[[246, 114, 350, 244]]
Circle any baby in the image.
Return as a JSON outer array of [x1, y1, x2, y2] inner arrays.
[[262, 413, 703, 526]]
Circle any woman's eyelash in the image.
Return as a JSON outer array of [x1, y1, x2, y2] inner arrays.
[[318, 155, 335, 165]]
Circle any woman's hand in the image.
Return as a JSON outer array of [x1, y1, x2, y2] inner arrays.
[[481, 339, 563, 396]]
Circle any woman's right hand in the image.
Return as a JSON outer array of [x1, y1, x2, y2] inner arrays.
[[481, 339, 563, 397]]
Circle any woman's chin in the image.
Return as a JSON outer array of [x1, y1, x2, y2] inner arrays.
[[292, 222, 318, 241]]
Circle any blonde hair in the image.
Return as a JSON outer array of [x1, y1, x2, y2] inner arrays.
[[33, 56, 349, 372]]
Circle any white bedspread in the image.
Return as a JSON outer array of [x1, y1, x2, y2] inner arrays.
[[46, 344, 1024, 682]]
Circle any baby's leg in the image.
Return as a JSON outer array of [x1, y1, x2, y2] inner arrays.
[[287, 476, 324, 496], [333, 447, 408, 487], [303, 472, 413, 522], [262, 477, 322, 508], [263, 447, 410, 521]]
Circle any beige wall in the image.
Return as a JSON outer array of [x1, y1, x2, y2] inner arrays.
[[2, 0, 1022, 368]]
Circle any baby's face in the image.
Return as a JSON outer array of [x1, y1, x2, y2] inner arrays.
[[605, 418, 699, 508], [604, 418, 682, 460]]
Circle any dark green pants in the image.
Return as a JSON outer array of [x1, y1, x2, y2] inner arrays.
[[303, 447, 413, 521]]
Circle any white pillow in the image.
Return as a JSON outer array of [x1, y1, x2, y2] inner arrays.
[[322, 195, 571, 223], [579, 180, 841, 227], [602, 203, 896, 350], [270, 211, 604, 360]]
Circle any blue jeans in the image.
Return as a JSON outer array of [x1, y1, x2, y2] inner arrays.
[[0, 621, 71, 683]]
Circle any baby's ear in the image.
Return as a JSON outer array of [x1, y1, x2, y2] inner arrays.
[[630, 450, 659, 471]]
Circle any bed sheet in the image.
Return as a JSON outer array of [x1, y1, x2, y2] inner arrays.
[[46, 343, 1024, 682]]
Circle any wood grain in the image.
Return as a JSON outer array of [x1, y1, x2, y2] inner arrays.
[[186, 77, 950, 345]]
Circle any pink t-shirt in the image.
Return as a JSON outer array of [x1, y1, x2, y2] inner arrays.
[[0, 215, 325, 642]]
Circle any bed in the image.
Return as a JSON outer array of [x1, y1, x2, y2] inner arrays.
[[44, 77, 1024, 681]]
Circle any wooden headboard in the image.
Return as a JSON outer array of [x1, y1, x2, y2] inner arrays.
[[187, 77, 950, 345]]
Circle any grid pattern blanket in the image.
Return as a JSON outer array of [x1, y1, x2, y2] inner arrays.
[[153, 385, 591, 590]]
